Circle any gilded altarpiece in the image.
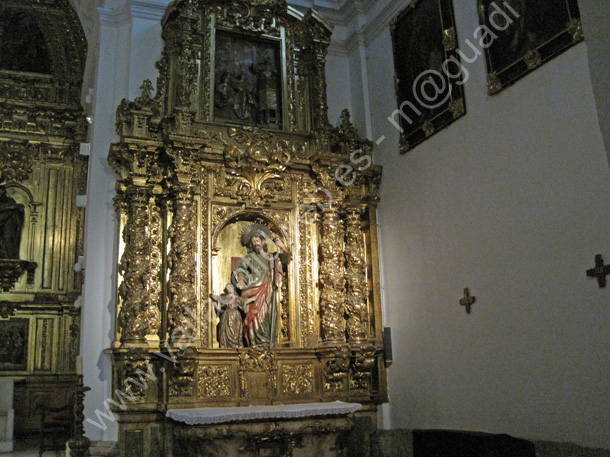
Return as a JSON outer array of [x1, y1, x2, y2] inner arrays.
[[0, 0, 88, 435], [110, 1, 386, 456]]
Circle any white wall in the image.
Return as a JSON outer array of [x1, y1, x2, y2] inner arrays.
[[364, 0, 610, 449], [79, 0, 169, 441]]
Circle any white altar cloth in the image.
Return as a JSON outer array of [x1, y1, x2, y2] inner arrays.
[[166, 401, 362, 425]]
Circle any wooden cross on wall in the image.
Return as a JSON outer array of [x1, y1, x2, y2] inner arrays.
[[459, 288, 476, 314], [586, 254, 610, 288]]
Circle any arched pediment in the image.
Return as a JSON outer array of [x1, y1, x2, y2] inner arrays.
[[0, 0, 87, 85]]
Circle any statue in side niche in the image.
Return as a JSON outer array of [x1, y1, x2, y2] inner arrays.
[[0, 186, 24, 259]]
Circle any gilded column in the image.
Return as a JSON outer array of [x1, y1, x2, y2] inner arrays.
[[110, 144, 163, 343], [344, 208, 368, 341], [167, 145, 200, 346], [314, 165, 347, 343], [305, 13, 332, 130], [175, 2, 200, 111]]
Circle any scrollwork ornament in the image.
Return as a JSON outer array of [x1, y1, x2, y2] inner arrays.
[[221, 127, 292, 206]]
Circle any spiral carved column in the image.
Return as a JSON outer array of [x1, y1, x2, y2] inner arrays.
[[319, 207, 346, 343], [167, 185, 200, 345], [345, 208, 368, 341], [116, 189, 162, 343]]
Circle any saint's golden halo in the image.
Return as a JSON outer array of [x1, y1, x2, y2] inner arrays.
[[240, 222, 273, 247]]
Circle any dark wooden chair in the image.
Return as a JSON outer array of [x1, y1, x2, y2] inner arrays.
[[37, 402, 73, 457]]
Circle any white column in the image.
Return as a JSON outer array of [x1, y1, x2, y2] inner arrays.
[[81, 1, 132, 442]]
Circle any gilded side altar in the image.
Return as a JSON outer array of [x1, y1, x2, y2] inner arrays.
[[109, 1, 386, 455], [0, 0, 88, 435]]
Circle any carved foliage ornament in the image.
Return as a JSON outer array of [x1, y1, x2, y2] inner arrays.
[[198, 365, 231, 398], [281, 364, 314, 396], [213, 0, 288, 34]]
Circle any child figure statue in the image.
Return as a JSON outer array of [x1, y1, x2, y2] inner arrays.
[[210, 283, 247, 348]]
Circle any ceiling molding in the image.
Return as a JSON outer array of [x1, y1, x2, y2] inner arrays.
[[128, 0, 168, 21]]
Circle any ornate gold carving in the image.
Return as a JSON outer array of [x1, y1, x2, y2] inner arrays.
[[281, 364, 314, 395], [313, 165, 347, 343], [213, 0, 287, 34], [0, 301, 20, 319], [200, 173, 210, 347], [0, 141, 38, 183], [167, 187, 199, 343], [345, 210, 368, 341], [238, 346, 278, 400], [169, 349, 197, 397], [198, 365, 231, 398], [116, 80, 160, 140], [568, 18, 584, 42], [108, 0, 386, 430], [115, 190, 162, 342], [422, 121, 435, 138], [120, 351, 153, 399], [524, 50, 542, 70], [350, 345, 377, 391], [0, 259, 37, 291], [109, 143, 164, 187], [443, 27, 457, 51], [487, 73, 502, 95], [330, 109, 373, 156], [221, 127, 291, 206], [324, 346, 351, 393], [449, 98, 465, 119]]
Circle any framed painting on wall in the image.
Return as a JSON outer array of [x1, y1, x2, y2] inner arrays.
[[478, 0, 584, 95], [391, 0, 466, 154]]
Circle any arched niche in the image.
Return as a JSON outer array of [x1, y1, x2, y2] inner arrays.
[[210, 212, 290, 348], [0, 0, 87, 87]]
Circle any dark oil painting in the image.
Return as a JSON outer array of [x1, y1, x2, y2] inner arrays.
[[391, 0, 465, 153]]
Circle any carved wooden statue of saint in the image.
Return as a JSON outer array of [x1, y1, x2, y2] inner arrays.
[[0, 186, 24, 259], [231, 223, 289, 347]]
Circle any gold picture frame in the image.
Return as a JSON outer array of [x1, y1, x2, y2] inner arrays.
[[478, 0, 584, 95]]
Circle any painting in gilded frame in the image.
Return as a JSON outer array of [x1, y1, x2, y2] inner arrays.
[[478, 0, 584, 95], [213, 29, 283, 129], [391, 0, 466, 154]]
